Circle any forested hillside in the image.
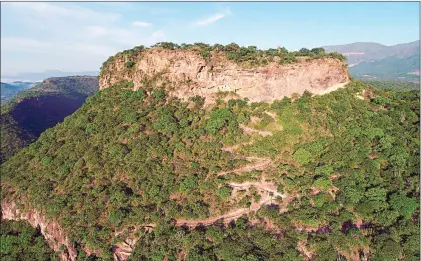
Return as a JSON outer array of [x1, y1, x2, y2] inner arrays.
[[1, 220, 58, 261], [2, 78, 419, 260], [0, 76, 98, 162], [364, 80, 420, 91], [349, 55, 419, 82]]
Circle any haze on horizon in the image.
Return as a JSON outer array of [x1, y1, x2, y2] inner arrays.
[[1, 2, 419, 76]]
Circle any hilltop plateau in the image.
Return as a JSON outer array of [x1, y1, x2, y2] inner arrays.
[[1, 43, 419, 261], [99, 42, 350, 103]]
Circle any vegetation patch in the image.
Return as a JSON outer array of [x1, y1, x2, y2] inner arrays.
[[1, 80, 419, 260]]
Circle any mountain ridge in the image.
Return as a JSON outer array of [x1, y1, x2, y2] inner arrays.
[[322, 40, 420, 82], [1, 71, 99, 83]]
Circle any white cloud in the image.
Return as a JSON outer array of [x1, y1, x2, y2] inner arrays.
[[1, 37, 49, 52], [1, 3, 169, 75], [8, 2, 120, 25], [86, 26, 109, 37], [195, 8, 232, 27], [151, 30, 165, 40], [133, 21, 153, 27]]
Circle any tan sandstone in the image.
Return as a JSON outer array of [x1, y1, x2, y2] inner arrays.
[[99, 48, 350, 103]]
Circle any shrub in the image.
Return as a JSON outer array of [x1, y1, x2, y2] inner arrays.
[[292, 148, 312, 165], [125, 61, 136, 68], [217, 186, 232, 200]]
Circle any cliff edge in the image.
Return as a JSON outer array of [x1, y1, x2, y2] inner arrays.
[[99, 43, 350, 102]]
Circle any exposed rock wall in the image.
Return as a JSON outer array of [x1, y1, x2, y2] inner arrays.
[[99, 48, 350, 102], [1, 200, 77, 261], [1, 199, 146, 261]]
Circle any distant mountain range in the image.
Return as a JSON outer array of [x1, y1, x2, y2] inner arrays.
[[1, 81, 41, 102], [323, 40, 420, 82], [1, 70, 98, 83]]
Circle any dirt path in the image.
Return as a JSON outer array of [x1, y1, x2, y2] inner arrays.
[[175, 122, 287, 228], [217, 156, 272, 176], [175, 189, 284, 227], [229, 181, 285, 198], [265, 111, 278, 119], [240, 124, 273, 137], [176, 178, 286, 227], [221, 141, 254, 153]]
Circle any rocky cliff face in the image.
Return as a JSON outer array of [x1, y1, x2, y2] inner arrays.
[[1, 200, 77, 261], [99, 48, 350, 103], [1, 199, 144, 261]]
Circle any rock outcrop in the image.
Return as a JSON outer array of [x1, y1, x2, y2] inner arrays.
[[1, 199, 152, 261], [99, 48, 350, 103], [1, 200, 78, 261]]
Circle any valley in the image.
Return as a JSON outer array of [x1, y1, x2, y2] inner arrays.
[[0, 76, 98, 162]]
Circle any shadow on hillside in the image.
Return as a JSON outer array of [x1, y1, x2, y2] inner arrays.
[[10, 94, 88, 137]]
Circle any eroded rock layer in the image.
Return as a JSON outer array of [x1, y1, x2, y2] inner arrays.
[[99, 49, 350, 102]]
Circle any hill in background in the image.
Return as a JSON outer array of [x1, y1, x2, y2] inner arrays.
[[1, 81, 40, 102], [1, 70, 99, 83], [0, 76, 98, 162], [323, 40, 420, 82]]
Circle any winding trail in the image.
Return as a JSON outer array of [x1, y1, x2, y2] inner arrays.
[[176, 188, 285, 227], [217, 156, 273, 176], [221, 141, 253, 153], [229, 181, 285, 198], [176, 123, 287, 227], [115, 121, 288, 260], [265, 111, 278, 119], [176, 179, 286, 227], [175, 124, 286, 227], [240, 124, 273, 137]]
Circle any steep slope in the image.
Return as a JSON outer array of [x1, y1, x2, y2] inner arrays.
[[0, 76, 98, 162], [323, 40, 420, 82], [99, 43, 350, 103], [1, 76, 419, 261]]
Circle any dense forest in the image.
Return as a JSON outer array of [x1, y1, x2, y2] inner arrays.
[[364, 80, 420, 91], [1, 220, 58, 261], [1, 76, 419, 260], [0, 76, 98, 162]]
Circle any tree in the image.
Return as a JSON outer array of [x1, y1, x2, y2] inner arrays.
[[311, 47, 325, 55], [205, 108, 236, 135], [292, 148, 312, 164], [389, 192, 418, 219], [277, 47, 288, 55], [124, 61, 136, 68], [247, 46, 258, 52], [298, 48, 311, 56], [217, 186, 232, 200]]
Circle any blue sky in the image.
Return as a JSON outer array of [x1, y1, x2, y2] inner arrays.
[[1, 2, 419, 76]]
